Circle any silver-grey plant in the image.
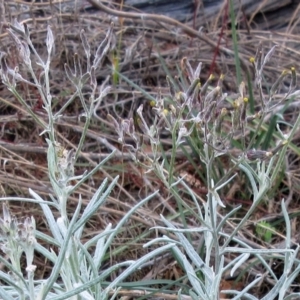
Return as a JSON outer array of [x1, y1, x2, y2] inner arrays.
[[110, 47, 300, 299], [0, 21, 172, 300]]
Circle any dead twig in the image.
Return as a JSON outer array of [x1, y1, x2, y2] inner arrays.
[[86, 0, 250, 73]]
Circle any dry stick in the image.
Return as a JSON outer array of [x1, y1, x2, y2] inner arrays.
[[88, 0, 220, 50], [208, 0, 229, 75], [87, 0, 250, 73]]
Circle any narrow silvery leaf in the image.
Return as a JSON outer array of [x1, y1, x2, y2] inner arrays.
[[73, 284, 94, 300], [166, 75, 176, 97], [231, 276, 262, 300], [81, 72, 90, 85], [194, 62, 202, 79], [270, 70, 288, 97], [181, 57, 194, 82], [0, 53, 9, 82], [9, 19, 26, 37], [93, 23, 114, 69], [93, 224, 112, 269], [205, 86, 221, 105], [255, 42, 263, 71], [7, 29, 23, 52], [7, 66, 31, 85], [90, 66, 96, 88], [24, 23, 30, 38], [260, 274, 286, 300], [80, 29, 90, 60], [263, 45, 277, 67], [22, 42, 31, 66], [64, 63, 75, 83], [186, 78, 200, 98], [160, 214, 213, 279], [80, 31, 90, 56], [98, 85, 111, 101], [30, 190, 63, 244], [73, 53, 81, 77], [200, 74, 214, 98], [281, 199, 291, 250], [106, 243, 175, 292], [182, 256, 206, 297], [230, 253, 250, 277], [46, 25, 54, 55]]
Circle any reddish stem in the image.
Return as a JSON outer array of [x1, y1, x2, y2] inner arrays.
[[209, 0, 229, 75]]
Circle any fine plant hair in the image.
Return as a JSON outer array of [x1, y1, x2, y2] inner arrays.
[[109, 46, 300, 298], [0, 21, 174, 300]]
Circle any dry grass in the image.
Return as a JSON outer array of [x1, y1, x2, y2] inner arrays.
[[1, 0, 300, 298]]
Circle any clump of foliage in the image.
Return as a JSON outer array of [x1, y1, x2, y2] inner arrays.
[[1, 14, 300, 300]]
